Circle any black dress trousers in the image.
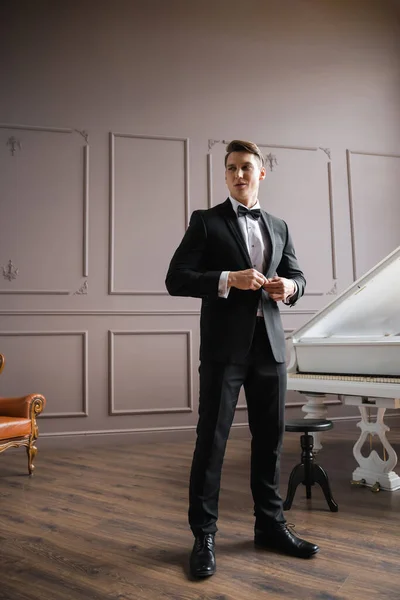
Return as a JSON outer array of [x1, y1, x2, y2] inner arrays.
[[189, 318, 287, 535]]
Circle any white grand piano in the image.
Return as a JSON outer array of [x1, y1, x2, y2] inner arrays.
[[287, 246, 400, 491]]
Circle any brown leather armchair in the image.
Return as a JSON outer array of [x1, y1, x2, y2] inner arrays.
[[0, 354, 46, 474]]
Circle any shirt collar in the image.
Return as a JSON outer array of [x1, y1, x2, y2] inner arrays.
[[229, 196, 261, 216]]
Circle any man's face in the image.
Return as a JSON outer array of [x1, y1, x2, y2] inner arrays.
[[225, 151, 266, 206]]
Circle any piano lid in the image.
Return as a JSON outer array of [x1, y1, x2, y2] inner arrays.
[[292, 246, 400, 341]]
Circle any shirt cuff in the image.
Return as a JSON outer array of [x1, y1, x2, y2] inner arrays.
[[218, 271, 231, 298], [283, 280, 297, 305]]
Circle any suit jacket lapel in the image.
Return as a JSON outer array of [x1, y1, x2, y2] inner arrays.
[[260, 211, 275, 276], [219, 199, 252, 267]]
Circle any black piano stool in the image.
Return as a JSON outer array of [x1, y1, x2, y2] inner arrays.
[[283, 419, 338, 513]]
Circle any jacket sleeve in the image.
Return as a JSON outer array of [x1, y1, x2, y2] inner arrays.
[[165, 211, 221, 298], [276, 221, 306, 306]]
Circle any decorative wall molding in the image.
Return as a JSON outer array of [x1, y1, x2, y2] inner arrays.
[[0, 290, 71, 295], [109, 132, 190, 295], [75, 129, 89, 143], [0, 309, 202, 316], [326, 280, 338, 295], [346, 149, 356, 282], [108, 329, 193, 415], [0, 123, 73, 133], [208, 139, 320, 153], [265, 152, 278, 171], [73, 279, 88, 295], [83, 144, 90, 277], [0, 308, 318, 316], [2, 259, 19, 281], [319, 147, 331, 160], [40, 412, 392, 439], [6, 136, 22, 156], [207, 140, 337, 295], [39, 420, 253, 438], [327, 160, 337, 281], [207, 152, 213, 211], [208, 139, 230, 151], [346, 149, 400, 281], [347, 150, 400, 159], [0, 330, 88, 418], [0, 123, 90, 293], [303, 290, 325, 297]]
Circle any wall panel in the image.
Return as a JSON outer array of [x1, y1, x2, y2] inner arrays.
[[109, 134, 189, 295], [0, 124, 89, 294], [346, 150, 400, 279], [109, 329, 193, 415], [0, 331, 88, 417], [208, 142, 336, 296]]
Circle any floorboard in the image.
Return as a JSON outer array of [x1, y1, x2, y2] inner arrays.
[[1, 422, 400, 600]]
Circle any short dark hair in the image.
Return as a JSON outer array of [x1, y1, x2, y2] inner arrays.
[[224, 140, 265, 168]]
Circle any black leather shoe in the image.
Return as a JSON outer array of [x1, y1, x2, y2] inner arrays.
[[254, 524, 319, 559], [190, 533, 216, 578]]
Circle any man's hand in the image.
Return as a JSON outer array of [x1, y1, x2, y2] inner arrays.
[[263, 276, 295, 302], [228, 269, 267, 291]]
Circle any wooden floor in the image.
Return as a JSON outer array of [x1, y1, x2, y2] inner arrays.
[[1, 424, 400, 600]]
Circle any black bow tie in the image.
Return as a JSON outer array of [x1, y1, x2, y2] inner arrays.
[[237, 205, 261, 221]]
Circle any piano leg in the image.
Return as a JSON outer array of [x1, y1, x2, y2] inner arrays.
[[344, 398, 400, 492]]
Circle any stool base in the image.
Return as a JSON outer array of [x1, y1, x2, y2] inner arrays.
[[284, 433, 338, 512]]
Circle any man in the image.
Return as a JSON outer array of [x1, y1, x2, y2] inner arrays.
[[165, 140, 318, 578]]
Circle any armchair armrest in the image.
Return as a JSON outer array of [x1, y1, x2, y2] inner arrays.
[[0, 394, 46, 419]]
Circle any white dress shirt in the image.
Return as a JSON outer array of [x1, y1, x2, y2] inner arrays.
[[218, 197, 296, 310]]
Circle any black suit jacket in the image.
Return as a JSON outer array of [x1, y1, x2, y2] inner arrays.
[[166, 199, 306, 364]]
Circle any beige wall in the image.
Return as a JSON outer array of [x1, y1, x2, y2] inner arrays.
[[1, 0, 400, 441]]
